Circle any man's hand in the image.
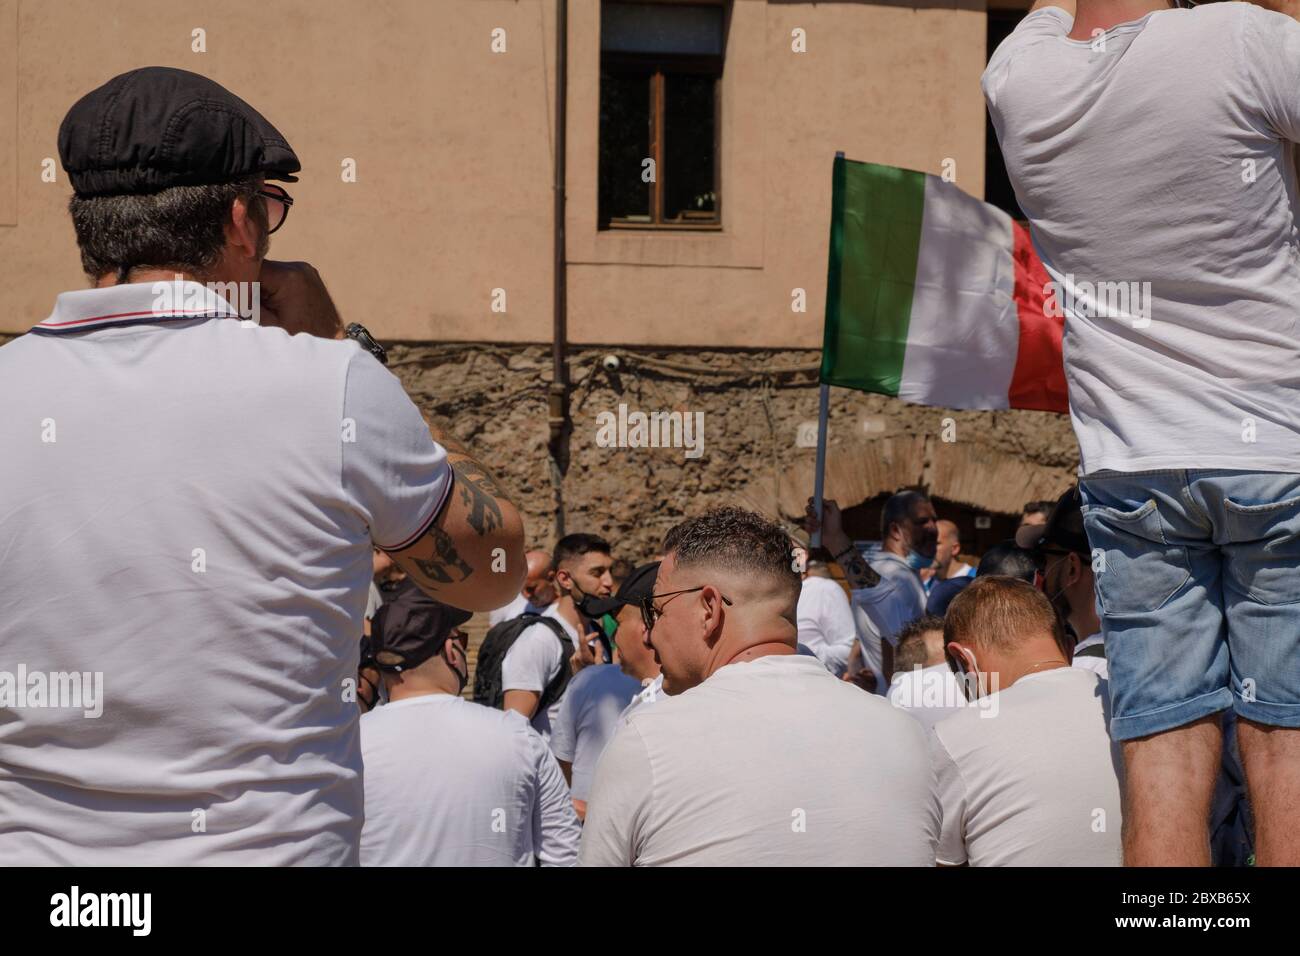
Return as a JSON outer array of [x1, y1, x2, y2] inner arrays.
[[806, 497, 880, 589], [805, 496, 851, 556], [257, 260, 344, 338], [569, 624, 606, 674]]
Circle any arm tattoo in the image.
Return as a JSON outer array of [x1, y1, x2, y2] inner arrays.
[[840, 551, 881, 589], [411, 525, 474, 588], [450, 457, 506, 537]]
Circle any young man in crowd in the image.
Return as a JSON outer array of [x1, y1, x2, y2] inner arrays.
[[887, 616, 967, 730], [502, 534, 615, 741], [579, 508, 938, 866], [488, 550, 558, 626], [0, 68, 525, 865], [931, 576, 1123, 866], [807, 490, 938, 690], [988, 0, 1300, 865], [360, 581, 580, 866], [551, 562, 662, 819]]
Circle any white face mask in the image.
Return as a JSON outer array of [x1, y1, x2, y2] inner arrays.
[[954, 647, 985, 701]]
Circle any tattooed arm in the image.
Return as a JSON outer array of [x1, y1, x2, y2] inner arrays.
[[804, 497, 881, 589], [387, 421, 527, 611]]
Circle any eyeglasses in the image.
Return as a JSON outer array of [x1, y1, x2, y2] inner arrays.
[[257, 183, 294, 235], [639, 586, 734, 634]]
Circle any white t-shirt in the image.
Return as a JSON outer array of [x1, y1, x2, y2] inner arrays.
[[500, 602, 579, 741], [985, 4, 1300, 474], [488, 592, 531, 627], [359, 694, 580, 866], [852, 550, 928, 692], [550, 663, 643, 801], [889, 663, 969, 731], [579, 654, 939, 866], [796, 575, 857, 677], [930, 667, 1123, 867], [619, 674, 665, 721], [1071, 632, 1109, 681], [0, 282, 453, 865]]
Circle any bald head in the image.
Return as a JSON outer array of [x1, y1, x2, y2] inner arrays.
[[522, 549, 556, 608], [934, 519, 962, 575]]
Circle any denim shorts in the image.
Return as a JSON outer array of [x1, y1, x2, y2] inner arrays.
[[1079, 470, 1300, 742]]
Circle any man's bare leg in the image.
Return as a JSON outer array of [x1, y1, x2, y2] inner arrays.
[[1237, 720, 1300, 865], [1122, 715, 1221, 866]]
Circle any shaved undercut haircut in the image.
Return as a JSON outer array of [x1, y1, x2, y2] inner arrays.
[[662, 507, 800, 600]]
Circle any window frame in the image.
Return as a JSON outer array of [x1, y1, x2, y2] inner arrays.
[[599, 50, 723, 231]]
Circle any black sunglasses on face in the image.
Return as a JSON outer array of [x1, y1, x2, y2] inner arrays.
[[639, 586, 734, 634], [257, 184, 294, 234]]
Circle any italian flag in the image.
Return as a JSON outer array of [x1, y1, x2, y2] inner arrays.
[[820, 156, 1068, 414]]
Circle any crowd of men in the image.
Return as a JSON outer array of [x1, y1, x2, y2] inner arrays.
[[350, 486, 1258, 867], [5, 0, 1300, 866]]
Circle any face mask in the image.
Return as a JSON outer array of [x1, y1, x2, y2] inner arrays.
[[953, 647, 984, 702], [905, 549, 931, 572]]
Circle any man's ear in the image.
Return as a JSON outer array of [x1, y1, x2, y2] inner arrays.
[[701, 585, 726, 641], [225, 194, 261, 261], [554, 567, 572, 593]]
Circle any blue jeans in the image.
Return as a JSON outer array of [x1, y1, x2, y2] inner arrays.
[[1079, 471, 1300, 742]]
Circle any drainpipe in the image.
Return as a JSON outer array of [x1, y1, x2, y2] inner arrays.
[[548, 0, 570, 538]]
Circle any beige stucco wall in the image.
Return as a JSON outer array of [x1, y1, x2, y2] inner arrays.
[[1, 0, 992, 346]]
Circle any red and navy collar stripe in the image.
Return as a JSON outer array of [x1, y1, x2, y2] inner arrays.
[[31, 306, 240, 336]]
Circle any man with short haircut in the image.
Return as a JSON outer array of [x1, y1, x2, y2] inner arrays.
[[488, 550, 557, 626], [929, 521, 977, 593], [552, 563, 661, 819], [931, 576, 1122, 867], [1018, 500, 1054, 534], [987, 0, 1300, 865], [0, 68, 525, 864], [808, 490, 938, 689], [888, 616, 966, 730], [502, 534, 615, 741], [580, 508, 938, 866], [360, 581, 580, 866]]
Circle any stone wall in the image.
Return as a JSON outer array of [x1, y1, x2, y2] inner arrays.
[[387, 342, 1081, 562], [0, 331, 1082, 561]]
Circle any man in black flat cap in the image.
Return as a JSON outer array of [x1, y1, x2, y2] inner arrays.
[[360, 580, 581, 867], [0, 68, 526, 865]]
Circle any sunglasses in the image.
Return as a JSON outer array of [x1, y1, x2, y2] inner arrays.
[[256, 183, 294, 235], [639, 586, 734, 634]]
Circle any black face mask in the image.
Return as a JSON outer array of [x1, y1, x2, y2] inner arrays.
[[569, 581, 603, 620], [445, 645, 469, 696]]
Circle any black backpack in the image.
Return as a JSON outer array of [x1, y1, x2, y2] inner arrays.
[[473, 614, 575, 712]]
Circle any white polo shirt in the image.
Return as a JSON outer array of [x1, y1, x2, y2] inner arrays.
[[0, 281, 453, 865]]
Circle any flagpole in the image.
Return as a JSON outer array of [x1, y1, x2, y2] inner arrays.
[[811, 382, 831, 549], [811, 150, 845, 551]]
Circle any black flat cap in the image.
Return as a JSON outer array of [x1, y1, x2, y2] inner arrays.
[[59, 66, 300, 198]]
